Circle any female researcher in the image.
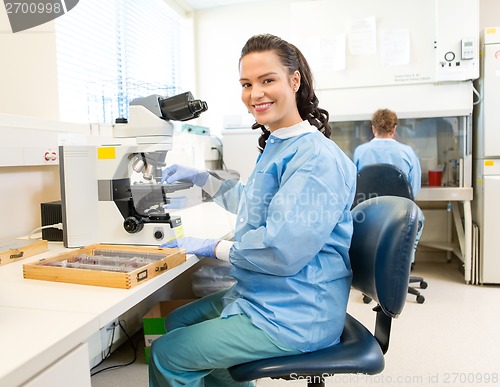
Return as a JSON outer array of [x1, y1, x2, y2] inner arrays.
[[149, 33, 356, 387]]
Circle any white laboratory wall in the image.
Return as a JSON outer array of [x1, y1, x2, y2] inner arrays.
[[0, 114, 90, 239], [0, 166, 61, 238], [0, 10, 59, 119], [479, 0, 500, 29], [0, 10, 62, 240], [194, 0, 296, 136]]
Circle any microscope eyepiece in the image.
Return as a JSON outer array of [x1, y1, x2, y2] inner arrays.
[[160, 91, 208, 121]]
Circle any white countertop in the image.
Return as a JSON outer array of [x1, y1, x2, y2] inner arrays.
[[416, 186, 473, 201], [0, 201, 235, 387], [0, 306, 98, 387]]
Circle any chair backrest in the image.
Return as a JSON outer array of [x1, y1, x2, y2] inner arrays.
[[353, 163, 414, 209], [350, 196, 418, 318]]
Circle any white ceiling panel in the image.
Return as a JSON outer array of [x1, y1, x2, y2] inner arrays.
[[184, 0, 265, 9]]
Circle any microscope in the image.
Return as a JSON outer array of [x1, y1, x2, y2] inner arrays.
[[59, 92, 208, 248]]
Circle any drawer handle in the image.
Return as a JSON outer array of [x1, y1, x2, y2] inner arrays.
[[136, 270, 148, 282], [10, 251, 24, 259], [155, 263, 168, 272]]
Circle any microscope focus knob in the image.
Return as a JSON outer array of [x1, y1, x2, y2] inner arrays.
[[123, 217, 144, 234]]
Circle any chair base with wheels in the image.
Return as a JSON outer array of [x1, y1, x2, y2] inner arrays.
[[229, 197, 419, 387], [363, 283, 427, 304], [363, 275, 428, 304], [409, 276, 427, 304]]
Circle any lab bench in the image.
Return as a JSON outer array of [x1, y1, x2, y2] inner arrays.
[[0, 202, 235, 387]]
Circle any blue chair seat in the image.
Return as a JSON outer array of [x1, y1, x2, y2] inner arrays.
[[229, 314, 384, 382]]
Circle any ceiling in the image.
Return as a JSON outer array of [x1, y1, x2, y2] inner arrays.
[[182, 0, 264, 10]]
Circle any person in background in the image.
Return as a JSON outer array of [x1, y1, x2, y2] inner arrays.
[[148, 33, 356, 387], [353, 108, 424, 265]]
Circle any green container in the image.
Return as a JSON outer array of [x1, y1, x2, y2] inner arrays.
[[143, 300, 195, 363]]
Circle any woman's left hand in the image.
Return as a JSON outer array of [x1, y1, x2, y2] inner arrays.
[[161, 237, 219, 258]]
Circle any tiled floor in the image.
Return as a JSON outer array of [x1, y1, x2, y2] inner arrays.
[[91, 253, 500, 387]]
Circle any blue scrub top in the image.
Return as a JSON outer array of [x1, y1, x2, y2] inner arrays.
[[353, 138, 422, 196], [212, 121, 356, 352]]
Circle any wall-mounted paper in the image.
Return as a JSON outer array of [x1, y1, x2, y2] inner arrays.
[[321, 35, 346, 72], [381, 29, 410, 66], [297, 35, 346, 79], [348, 16, 377, 55]]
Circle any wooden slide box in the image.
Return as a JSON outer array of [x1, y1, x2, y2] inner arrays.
[[23, 244, 186, 289], [0, 239, 48, 266]]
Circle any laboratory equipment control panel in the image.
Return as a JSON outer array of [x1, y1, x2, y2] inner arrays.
[[437, 37, 479, 82]]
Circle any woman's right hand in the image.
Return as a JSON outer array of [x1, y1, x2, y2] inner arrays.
[[161, 164, 209, 187]]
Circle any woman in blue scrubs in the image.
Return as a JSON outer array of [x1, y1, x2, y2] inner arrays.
[[149, 33, 356, 387]]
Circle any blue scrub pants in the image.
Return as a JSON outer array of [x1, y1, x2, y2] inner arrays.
[[412, 206, 425, 264], [148, 289, 301, 387]]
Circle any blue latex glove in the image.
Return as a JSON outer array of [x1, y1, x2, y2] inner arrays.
[[161, 237, 219, 258], [161, 164, 209, 187], [162, 196, 187, 210]]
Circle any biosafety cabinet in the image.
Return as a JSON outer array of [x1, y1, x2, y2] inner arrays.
[[330, 114, 471, 189], [324, 84, 476, 282]]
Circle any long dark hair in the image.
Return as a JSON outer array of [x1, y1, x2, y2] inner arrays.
[[240, 34, 331, 152]]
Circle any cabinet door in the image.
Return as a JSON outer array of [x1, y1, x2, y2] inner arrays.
[[24, 343, 91, 387], [481, 176, 500, 283], [483, 43, 500, 157]]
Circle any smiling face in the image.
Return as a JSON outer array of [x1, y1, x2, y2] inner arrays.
[[239, 51, 302, 132]]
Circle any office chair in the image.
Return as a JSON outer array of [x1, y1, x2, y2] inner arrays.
[[229, 196, 419, 387], [353, 163, 427, 304]]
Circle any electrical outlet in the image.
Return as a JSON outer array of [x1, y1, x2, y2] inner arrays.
[[99, 319, 121, 358], [20, 147, 59, 166], [44, 150, 58, 162]]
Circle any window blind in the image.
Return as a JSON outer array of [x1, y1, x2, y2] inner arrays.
[[56, 0, 189, 123]]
